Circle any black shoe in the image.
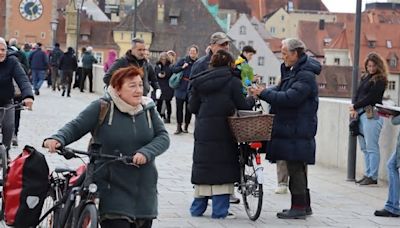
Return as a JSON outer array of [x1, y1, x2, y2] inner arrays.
[[174, 124, 183, 134], [355, 176, 367, 183], [229, 195, 240, 204], [34, 90, 39, 95], [283, 207, 312, 216], [374, 209, 400, 217], [277, 208, 306, 219], [183, 124, 189, 133], [164, 118, 171, 124], [61, 90, 65, 97], [67, 94, 71, 97], [359, 177, 377, 185]]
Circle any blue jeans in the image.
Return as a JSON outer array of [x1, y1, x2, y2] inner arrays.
[[384, 151, 400, 215], [31, 70, 46, 91], [190, 194, 230, 219], [358, 113, 383, 180]]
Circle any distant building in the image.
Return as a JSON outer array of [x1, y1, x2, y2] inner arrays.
[[113, 0, 233, 61], [228, 14, 281, 85]]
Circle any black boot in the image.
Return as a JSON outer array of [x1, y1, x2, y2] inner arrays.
[[174, 124, 183, 134], [283, 189, 312, 215], [183, 123, 189, 133], [61, 90, 65, 97], [164, 115, 171, 124], [277, 194, 307, 219]]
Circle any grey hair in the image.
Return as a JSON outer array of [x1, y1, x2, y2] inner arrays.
[[282, 38, 306, 55], [132, 37, 145, 48], [9, 38, 17, 46]]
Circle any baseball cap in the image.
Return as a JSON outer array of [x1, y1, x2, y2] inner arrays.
[[210, 32, 231, 45]]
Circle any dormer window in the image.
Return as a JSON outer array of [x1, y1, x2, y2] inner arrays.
[[368, 41, 376, 48], [323, 38, 332, 46], [170, 17, 178, 25], [252, 23, 258, 30], [390, 58, 397, 68], [387, 40, 392, 48], [239, 41, 245, 50], [240, 26, 246, 35], [319, 83, 326, 89], [81, 35, 89, 41], [169, 8, 180, 25]]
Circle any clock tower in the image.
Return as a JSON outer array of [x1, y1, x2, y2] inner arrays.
[[5, 0, 57, 48]]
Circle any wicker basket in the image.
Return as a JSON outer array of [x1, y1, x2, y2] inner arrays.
[[228, 111, 274, 142]]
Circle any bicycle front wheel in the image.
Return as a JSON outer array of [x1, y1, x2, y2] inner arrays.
[[240, 153, 263, 221], [76, 204, 98, 228]]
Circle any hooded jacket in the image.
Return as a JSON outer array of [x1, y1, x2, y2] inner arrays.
[[189, 66, 254, 184], [49, 96, 170, 219], [259, 54, 321, 164]]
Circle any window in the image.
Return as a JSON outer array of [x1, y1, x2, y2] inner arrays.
[[81, 35, 89, 41], [40, 32, 45, 39], [258, 56, 265, 66], [170, 17, 178, 25], [281, 15, 285, 21], [239, 41, 245, 50], [253, 23, 259, 30], [368, 41, 376, 48], [282, 28, 285, 32], [338, 84, 346, 90], [120, 32, 124, 40], [387, 40, 392, 48], [390, 58, 397, 68], [240, 26, 246, 35], [269, 76, 276, 85], [334, 58, 340, 65], [94, 52, 103, 64], [270, 27, 275, 34], [248, 40, 254, 46], [323, 38, 332, 46], [388, 81, 396, 90], [319, 83, 326, 89]]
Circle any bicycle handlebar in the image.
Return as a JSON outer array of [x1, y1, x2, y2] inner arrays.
[[0, 102, 26, 111], [57, 147, 133, 164]]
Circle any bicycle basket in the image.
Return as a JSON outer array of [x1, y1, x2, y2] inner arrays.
[[228, 110, 274, 142]]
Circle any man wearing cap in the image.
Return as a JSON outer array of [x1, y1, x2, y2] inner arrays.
[[190, 32, 230, 78], [103, 38, 161, 97]]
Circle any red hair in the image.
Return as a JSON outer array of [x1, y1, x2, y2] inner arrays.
[[110, 66, 144, 90]]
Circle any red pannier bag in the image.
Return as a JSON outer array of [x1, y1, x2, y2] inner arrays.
[[3, 145, 49, 227]]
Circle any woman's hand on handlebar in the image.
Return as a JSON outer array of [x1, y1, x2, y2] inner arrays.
[[23, 98, 34, 110], [132, 153, 147, 166], [43, 139, 61, 153]]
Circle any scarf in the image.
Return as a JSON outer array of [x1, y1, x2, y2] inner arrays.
[[107, 86, 143, 116]]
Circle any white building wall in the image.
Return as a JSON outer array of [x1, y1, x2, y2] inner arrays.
[[228, 14, 281, 85]]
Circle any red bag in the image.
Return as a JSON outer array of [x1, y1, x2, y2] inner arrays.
[[3, 145, 49, 227]]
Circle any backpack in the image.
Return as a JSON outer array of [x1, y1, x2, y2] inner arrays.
[[89, 98, 110, 144], [4, 145, 49, 227]]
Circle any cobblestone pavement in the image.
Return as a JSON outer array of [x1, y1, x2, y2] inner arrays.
[[2, 86, 399, 227]]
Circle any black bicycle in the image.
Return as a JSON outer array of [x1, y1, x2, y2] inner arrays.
[[38, 143, 133, 228], [0, 102, 25, 220]]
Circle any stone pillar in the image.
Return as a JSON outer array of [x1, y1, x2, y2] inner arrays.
[[65, 0, 77, 50]]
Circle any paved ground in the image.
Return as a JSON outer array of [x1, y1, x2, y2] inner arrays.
[[3, 86, 399, 227]]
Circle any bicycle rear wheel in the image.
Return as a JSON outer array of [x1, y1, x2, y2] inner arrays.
[[76, 204, 98, 228], [240, 150, 263, 221]]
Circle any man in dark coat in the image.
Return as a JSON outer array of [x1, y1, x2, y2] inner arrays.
[[251, 38, 321, 219], [49, 43, 63, 91], [29, 42, 48, 95], [103, 38, 160, 97], [59, 47, 78, 97]]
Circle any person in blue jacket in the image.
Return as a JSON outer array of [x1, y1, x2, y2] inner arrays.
[[251, 38, 321, 219]]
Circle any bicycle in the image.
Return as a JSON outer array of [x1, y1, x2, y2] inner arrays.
[[38, 143, 133, 228], [228, 107, 274, 221], [0, 102, 25, 220]]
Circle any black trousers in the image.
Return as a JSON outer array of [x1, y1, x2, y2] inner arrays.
[[286, 161, 308, 208], [101, 219, 152, 228], [80, 68, 93, 92], [176, 97, 191, 125], [62, 70, 73, 95], [156, 99, 172, 118]]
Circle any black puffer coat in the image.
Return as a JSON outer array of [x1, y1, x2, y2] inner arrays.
[[154, 62, 174, 100], [259, 54, 321, 164], [189, 66, 254, 184]]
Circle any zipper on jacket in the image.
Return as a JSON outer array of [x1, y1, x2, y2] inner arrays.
[[132, 116, 136, 135]]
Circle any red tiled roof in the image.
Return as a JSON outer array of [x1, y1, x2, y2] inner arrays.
[[318, 65, 354, 98], [298, 20, 344, 57], [265, 37, 283, 53], [328, 29, 348, 49]]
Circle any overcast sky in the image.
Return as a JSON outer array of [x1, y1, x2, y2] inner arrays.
[[321, 0, 389, 13]]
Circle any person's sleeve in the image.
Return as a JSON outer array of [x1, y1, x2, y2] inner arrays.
[[353, 80, 386, 109], [136, 107, 170, 162], [49, 100, 100, 146], [231, 78, 254, 110], [92, 55, 98, 64], [171, 58, 184, 73], [188, 85, 201, 114], [12, 58, 34, 100], [148, 65, 160, 90], [391, 115, 400, 125], [58, 55, 64, 70], [258, 72, 314, 108]]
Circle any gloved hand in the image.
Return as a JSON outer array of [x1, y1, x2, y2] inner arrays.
[[155, 89, 162, 99]]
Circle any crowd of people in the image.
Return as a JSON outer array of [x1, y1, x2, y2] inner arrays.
[[1, 28, 399, 227]]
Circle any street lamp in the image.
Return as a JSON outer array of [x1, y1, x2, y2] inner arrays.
[[75, 0, 85, 55], [50, 20, 59, 48]]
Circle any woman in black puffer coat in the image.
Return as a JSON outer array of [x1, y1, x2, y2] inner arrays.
[[154, 52, 174, 123], [188, 50, 254, 219]]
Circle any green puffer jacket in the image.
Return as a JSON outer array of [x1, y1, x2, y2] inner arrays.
[[50, 96, 170, 220], [391, 115, 400, 168]]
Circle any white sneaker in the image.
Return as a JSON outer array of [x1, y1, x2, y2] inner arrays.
[[275, 185, 288, 194]]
